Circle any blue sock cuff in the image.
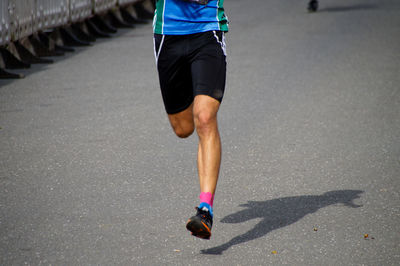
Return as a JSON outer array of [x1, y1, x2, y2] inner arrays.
[[199, 202, 213, 217]]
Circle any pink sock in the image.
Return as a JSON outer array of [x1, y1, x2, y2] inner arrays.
[[199, 192, 214, 207]]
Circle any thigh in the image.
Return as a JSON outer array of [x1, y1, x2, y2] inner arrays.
[[190, 31, 227, 103], [154, 34, 194, 114]]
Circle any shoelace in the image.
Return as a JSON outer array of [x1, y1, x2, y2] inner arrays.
[[196, 207, 212, 225]]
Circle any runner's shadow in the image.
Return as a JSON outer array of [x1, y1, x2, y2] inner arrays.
[[201, 190, 363, 255]]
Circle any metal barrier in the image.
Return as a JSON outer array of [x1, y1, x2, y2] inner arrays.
[[0, 0, 152, 45], [0, 0, 153, 78], [12, 0, 36, 41], [93, 0, 118, 14], [36, 0, 69, 31], [0, 0, 11, 46], [69, 0, 92, 23]]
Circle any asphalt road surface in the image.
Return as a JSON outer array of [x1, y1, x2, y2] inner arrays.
[[1, 0, 399, 265]]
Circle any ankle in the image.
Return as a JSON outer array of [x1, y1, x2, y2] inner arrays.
[[199, 192, 214, 206], [199, 202, 213, 217]]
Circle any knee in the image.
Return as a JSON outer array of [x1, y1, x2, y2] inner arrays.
[[194, 111, 217, 136], [173, 126, 194, 138]]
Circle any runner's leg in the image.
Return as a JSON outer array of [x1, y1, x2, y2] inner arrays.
[[193, 95, 221, 195], [185, 94, 220, 239], [167, 94, 221, 194]]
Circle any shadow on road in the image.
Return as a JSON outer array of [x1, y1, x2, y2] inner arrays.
[[201, 190, 363, 255], [319, 4, 378, 13]]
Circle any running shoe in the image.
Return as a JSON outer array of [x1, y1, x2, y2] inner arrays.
[[186, 207, 213, 239]]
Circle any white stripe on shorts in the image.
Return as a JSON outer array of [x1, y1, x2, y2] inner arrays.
[[153, 35, 165, 65], [213, 30, 227, 56]]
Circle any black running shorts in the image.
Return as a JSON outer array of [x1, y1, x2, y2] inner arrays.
[[154, 30, 227, 114]]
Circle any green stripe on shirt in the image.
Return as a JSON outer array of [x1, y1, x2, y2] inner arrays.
[[217, 0, 229, 32], [153, 0, 165, 34]]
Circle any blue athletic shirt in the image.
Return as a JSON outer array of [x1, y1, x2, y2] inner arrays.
[[153, 0, 229, 35]]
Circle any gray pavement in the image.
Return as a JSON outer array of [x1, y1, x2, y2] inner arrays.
[[1, 0, 399, 265]]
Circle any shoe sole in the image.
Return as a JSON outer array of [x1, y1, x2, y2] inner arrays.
[[186, 218, 211, 240]]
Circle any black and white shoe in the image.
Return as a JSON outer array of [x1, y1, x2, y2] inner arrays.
[[186, 207, 213, 239]]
